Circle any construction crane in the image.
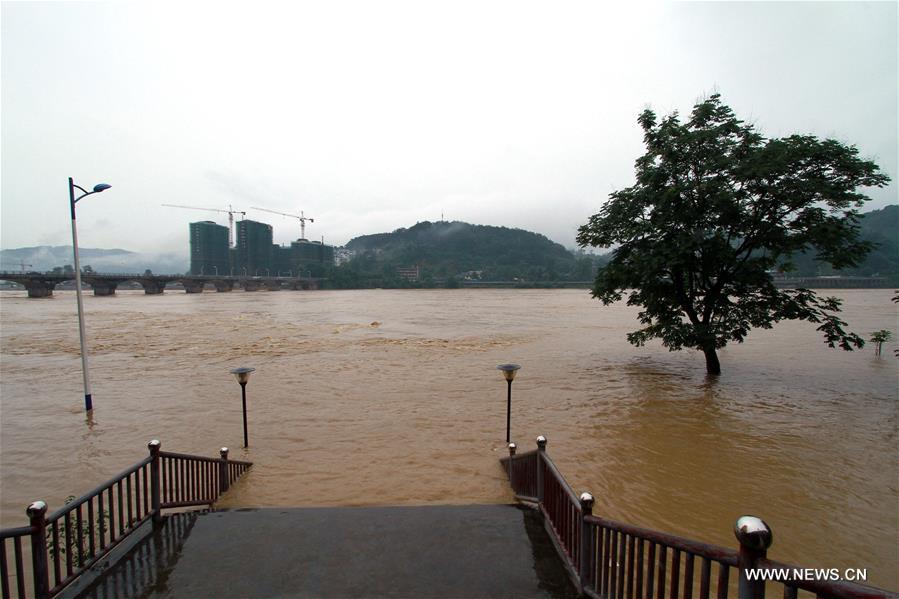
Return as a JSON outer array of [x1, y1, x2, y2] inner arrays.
[[161, 204, 246, 248], [251, 207, 314, 240], [19, 261, 33, 273]]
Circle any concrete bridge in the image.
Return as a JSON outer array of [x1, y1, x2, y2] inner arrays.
[[0, 271, 322, 298]]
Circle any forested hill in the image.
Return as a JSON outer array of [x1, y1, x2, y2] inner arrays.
[[343, 221, 593, 282], [789, 205, 898, 277], [335, 205, 897, 287], [856, 205, 899, 275]]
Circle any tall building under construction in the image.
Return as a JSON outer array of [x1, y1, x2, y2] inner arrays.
[[186, 216, 335, 277], [235, 219, 274, 275], [273, 240, 335, 275], [189, 221, 229, 275]]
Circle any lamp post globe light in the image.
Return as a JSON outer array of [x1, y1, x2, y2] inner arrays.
[[69, 178, 111, 412], [496, 363, 521, 443], [230, 367, 255, 448]]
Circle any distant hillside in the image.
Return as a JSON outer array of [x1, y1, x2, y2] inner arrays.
[[0, 246, 188, 274], [788, 205, 898, 276], [855, 205, 899, 275], [342, 221, 594, 284]]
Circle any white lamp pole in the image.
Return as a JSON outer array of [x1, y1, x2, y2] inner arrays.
[[69, 177, 111, 412]]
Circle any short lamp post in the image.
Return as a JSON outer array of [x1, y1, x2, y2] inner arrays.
[[229, 367, 255, 448], [69, 178, 112, 412], [496, 363, 521, 443]]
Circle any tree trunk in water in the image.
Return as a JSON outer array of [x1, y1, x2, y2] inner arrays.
[[703, 347, 721, 375]]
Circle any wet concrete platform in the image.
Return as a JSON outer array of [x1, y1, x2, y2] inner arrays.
[[69, 504, 578, 598]]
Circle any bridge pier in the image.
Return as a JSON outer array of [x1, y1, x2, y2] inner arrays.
[[264, 280, 282, 291], [90, 281, 118, 296], [23, 280, 55, 298], [140, 279, 166, 294], [242, 280, 261, 292], [214, 280, 234, 292], [182, 280, 205, 293]]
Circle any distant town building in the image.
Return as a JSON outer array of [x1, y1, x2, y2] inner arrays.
[[273, 239, 335, 275], [396, 265, 420, 282], [189, 221, 229, 275], [235, 220, 274, 276], [186, 217, 336, 277]]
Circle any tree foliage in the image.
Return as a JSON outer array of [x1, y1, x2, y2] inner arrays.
[[869, 329, 892, 356], [576, 94, 890, 374], [786, 205, 898, 277]]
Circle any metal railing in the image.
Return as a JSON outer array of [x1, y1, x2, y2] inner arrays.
[[0, 527, 32, 599], [581, 513, 739, 599], [159, 447, 250, 510], [541, 451, 582, 570], [500, 437, 897, 599], [505, 443, 539, 501], [0, 441, 251, 599]]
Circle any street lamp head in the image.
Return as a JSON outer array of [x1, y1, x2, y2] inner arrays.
[[230, 366, 255, 385], [496, 363, 521, 382], [92, 183, 111, 193]]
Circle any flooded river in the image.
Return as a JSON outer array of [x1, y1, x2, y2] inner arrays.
[[0, 288, 896, 588]]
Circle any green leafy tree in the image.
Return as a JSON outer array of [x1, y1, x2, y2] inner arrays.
[[869, 330, 892, 356], [577, 94, 890, 375]]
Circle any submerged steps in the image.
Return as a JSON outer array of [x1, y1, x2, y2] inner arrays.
[[72, 504, 578, 599]]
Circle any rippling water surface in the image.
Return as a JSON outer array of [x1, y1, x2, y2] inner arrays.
[[1, 288, 896, 588]]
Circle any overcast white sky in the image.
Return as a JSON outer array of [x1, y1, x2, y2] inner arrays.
[[1, 1, 896, 254]]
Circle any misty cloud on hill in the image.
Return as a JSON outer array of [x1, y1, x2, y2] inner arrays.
[[0, 246, 188, 275]]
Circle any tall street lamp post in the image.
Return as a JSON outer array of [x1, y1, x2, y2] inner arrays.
[[230, 367, 255, 447], [69, 178, 111, 412], [496, 363, 521, 443]]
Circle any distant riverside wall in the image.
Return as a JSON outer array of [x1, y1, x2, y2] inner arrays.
[[771, 276, 894, 289]]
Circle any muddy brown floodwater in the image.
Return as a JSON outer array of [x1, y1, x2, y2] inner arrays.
[[0, 288, 896, 588]]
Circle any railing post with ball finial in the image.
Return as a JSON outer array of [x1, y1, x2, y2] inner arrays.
[[734, 515, 773, 599], [536, 435, 547, 505]]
